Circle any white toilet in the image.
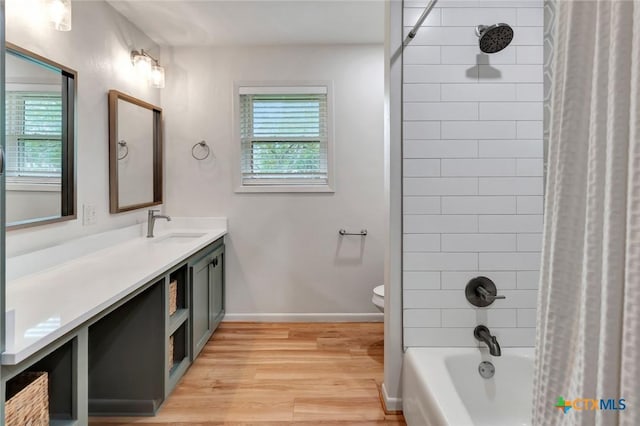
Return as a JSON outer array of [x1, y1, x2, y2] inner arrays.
[[372, 285, 384, 312]]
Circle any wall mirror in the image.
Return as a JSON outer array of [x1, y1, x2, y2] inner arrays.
[[108, 90, 162, 213], [5, 43, 76, 229]]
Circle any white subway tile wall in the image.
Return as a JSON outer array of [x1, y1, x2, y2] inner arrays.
[[441, 271, 517, 289], [516, 84, 544, 101], [402, 0, 543, 348]]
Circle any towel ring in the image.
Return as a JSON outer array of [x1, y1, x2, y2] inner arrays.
[[117, 140, 129, 160], [192, 140, 210, 160]]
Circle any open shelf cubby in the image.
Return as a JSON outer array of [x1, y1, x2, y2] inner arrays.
[[88, 280, 165, 416], [169, 322, 188, 375], [167, 321, 190, 395], [168, 265, 188, 316], [5, 339, 75, 423]]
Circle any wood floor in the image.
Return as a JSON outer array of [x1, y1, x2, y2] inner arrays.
[[90, 322, 405, 425]]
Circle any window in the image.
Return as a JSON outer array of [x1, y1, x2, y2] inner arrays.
[[5, 92, 62, 179], [236, 84, 333, 192]]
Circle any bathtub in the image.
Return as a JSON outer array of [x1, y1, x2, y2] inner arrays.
[[402, 347, 534, 426]]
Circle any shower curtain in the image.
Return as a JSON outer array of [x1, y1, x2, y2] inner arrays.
[[533, 0, 640, 425]]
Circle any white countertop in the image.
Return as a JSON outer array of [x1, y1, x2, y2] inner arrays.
[[4, 217, 227, 365]]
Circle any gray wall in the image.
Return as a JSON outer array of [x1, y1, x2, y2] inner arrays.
[[161, 44, 385, 318], [5, 1, 162, 256]]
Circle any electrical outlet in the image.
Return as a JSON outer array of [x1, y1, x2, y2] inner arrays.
[[83, 204, 97, 226]]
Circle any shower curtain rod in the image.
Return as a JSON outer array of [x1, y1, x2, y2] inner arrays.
[[405, 0, 439, 43]]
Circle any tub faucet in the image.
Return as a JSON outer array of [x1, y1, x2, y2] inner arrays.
[[147, 209, 171, 238], [474, 325, 501, 356]]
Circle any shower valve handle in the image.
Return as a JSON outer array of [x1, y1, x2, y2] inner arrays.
[[476, 285, 505, 302], [465, 277, 506, 307]]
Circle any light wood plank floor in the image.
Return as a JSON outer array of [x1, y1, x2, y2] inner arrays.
[[90, 322, 405, 425]]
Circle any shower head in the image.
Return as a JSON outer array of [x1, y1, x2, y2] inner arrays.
[[475, 23, 514, 54]]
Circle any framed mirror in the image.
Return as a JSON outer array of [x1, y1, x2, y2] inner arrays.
[[5, 43, 76, 229], [108, 90, 162, 213]]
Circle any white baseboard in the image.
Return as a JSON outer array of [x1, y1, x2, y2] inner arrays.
[[223, 312, 384, 322], [382, 382, 403, 412]]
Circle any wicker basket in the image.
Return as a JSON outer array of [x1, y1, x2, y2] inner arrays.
[[5, 371, 49, 426], [169, 280, 178, 316], [168, 335, 174, 370]]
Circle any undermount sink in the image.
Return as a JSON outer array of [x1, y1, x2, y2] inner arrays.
[[152, 232, 206, 243]]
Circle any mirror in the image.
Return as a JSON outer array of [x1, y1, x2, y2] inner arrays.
[[5, 43, 76, 229], [108, 90, 162, 213]]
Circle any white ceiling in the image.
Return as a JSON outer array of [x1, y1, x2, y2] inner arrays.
[[106, 0, 385, 47]]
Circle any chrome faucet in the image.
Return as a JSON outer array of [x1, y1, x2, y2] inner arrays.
[[474, 325, 501, 356], [147, 209, 171, 238]]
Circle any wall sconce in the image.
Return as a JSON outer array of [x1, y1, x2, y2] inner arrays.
[[131, 49, 165, 89], [46, 0, 72, 31], [132, 51, 153, 77], [150, 64, 165, 89]]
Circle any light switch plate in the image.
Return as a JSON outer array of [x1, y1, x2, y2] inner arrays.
[[83, 204, 97, 226]]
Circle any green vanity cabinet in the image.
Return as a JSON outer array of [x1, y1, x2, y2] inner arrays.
[[210, 244, 225, 329], [190, 252, 213, 358], [0, 235, 226, 422], [190, 239, 225, 359]]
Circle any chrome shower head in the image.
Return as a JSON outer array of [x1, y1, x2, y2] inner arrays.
[[475, 23, 514, 54]]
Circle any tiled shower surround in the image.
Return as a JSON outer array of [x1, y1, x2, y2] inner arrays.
[[402, 0, 544, 347]]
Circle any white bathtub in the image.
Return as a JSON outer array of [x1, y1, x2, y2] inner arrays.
[[402, 347, 534, 426]]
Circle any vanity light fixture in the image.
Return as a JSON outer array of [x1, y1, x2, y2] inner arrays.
[[149, 64, 165, 89], [131, 50, 153, 77], [131, 49, 165, 89], [47, 0, 72, 31]]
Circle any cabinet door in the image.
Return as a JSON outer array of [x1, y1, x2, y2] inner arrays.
[[210, 246, 224, 328], [191, 254, 213, 358]]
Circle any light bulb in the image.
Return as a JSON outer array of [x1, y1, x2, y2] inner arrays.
[[150, 65, 165, 89], [132, 53, 153, 78], [47, 0, 72, 31]]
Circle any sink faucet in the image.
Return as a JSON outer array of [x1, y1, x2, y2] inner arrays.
[[147, 209, 171, 238], [474, 325, 501, 356]]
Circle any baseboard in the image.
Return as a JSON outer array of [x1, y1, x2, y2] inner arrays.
[[88, 398, 160, 416], [381, 382, 403, 412], [223, 313, 384, 322]]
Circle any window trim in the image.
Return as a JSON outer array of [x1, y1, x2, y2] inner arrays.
[[233, 81, 335, 193]]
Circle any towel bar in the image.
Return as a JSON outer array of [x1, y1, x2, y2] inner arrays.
[[338, 229, 368, 236]]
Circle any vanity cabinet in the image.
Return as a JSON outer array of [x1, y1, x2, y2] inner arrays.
[[2, 234, 226, 423], [211, 245, 225, 327], [190, 240, 225, 358]]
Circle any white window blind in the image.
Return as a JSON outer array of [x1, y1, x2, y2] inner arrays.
[[239, 89, 329, 186], [5, 91, 62, 178]]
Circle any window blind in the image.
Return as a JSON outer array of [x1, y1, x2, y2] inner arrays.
[[239, 91, 328, 185], [5, 91, 62, 178]]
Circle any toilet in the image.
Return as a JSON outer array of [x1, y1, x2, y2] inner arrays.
[[372, 285, 384, 312]]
